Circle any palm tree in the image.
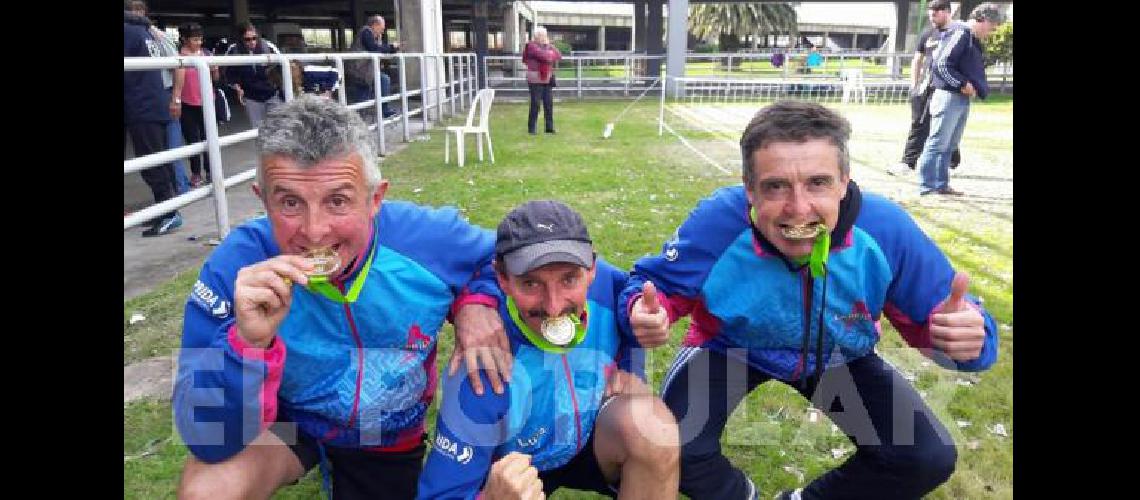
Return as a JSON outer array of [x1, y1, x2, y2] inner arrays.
[[688, 2, 798, 53]]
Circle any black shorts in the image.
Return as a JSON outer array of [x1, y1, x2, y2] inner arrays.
[[538, 427, 619, 497], [269, 422, 426, 500]]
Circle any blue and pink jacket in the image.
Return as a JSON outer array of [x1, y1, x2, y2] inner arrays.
[[173, 201, 498, 463], [416, 259, 641, 499], [617, 183, 998, 382]]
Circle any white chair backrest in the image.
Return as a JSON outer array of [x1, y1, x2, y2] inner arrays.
[[469, 88, 495, 129]]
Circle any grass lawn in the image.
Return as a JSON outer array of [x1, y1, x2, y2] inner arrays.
[[125, 97, 1012, 499]]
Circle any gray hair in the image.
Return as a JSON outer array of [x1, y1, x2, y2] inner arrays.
[[255, 94, 382, 193], [969, 3, 1006, 24], [740, 101, 851, 188], [533, 26, 548, 38]]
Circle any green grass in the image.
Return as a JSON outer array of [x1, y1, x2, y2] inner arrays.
[[125, 98, 1012, 499], [124, 268, 200, 366]]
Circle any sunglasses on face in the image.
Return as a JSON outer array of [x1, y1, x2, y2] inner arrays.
[[243, 36, 257, 42]]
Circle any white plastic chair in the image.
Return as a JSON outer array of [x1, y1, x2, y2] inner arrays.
[[445, 88, 496, 167], [840, 69, 867, 104]]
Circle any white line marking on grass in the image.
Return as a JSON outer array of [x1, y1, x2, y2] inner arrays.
[[660, 120, 733, 175], [666, 105, 740, 146]]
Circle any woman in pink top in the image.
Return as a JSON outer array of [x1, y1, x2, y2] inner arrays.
[[521, 26, 561, 134], [177, 22, 220, 187]]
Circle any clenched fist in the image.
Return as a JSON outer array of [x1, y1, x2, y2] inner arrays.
[[482, 452, 544, 500], [233, 255, 313, 348]]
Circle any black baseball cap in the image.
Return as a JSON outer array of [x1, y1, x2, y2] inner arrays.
[[495, 200, 594, 275]]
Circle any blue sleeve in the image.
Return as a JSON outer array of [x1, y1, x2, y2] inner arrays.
[[856, 194, 999, 372], [223, 44, 249, 87], [592, 259, 645, 378], [616, 186, 749, 338], [933, 28, 970, 90], [954, 298, 999, 372], [967, 41, 990, 99], [417, 371, 510, 499], [361, 28, 382, 52], [377, 201, 499, 301], [172, 220, 285, 462]]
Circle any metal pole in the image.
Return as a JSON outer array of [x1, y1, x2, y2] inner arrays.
[[196, 58, 232, 237], [446, 54, 455, 116], [373, 55, 386, 155], [399, 54, 410, 142], [577, 58, 582, 100], [457, 54, 466, 109], [624, 55, 631, 96], [470, 54, 477, 105], [420, 54, 429, 133], [434, 54, 443, 121], [276, 55, 295, 101], [658, 75, 667, 136], [335, 55, 348, 106], [463, 54, 470, 107], [481, 54, 488, 91]]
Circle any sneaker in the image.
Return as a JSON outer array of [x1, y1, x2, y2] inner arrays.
[[142, 213, 183, 237], [774, 488, 803, 500], [938, 187, 965, 196], [886, 162, 911, 176], [545, 129, 556, 134]]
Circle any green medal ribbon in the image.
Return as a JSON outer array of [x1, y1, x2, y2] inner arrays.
[[304, 243, 377, 304], [752, 206, 829, 278], [809, 228, 830, 279], [506, 297, 587, 354]]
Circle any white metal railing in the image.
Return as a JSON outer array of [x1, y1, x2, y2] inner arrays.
[[484, 54, 665, 98], [485, 51, 1012, 98], [657, 75, 914, 137], [124, 51, 478, 237]]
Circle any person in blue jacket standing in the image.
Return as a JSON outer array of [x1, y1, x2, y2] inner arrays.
[[621, 101, 1001, 500], [917, 3, 1006, 196], [417, 200, 680, 500]]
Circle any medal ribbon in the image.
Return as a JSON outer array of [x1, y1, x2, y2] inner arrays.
[[304, 243, 377, 304], [506, 296, 588, 354]]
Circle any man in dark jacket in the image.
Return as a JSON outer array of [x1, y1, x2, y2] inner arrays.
[[890, 0, 961, 176], [916, 3, 1005, 196], [124, 6, 182, 236], [225, 22, 282, 128], [348, 15, 398, 119]]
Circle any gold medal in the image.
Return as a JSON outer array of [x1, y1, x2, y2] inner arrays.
[[781, 223, 826, 240], [304, 247, 342, 277]]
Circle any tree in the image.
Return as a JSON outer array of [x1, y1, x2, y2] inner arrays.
[[984, 21, 1013, 66], [687, 2, 798, 53]]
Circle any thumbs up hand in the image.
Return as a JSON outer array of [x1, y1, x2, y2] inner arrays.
[[629, 281, 670, 348], [930, 272, 986, 361]]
